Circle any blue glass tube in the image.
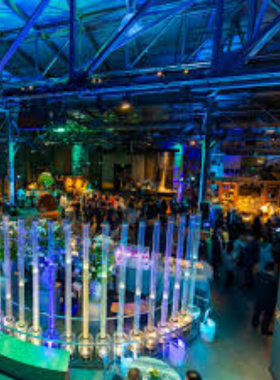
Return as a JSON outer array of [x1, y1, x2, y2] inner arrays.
[[17, 218, 25, 326], [64, 221, 72, 339], [148, 220, 160, 328], [160, 218, 174, 326], [117, 222, 128, 337], [100, 222, 110, 339], [3, 216, 12, 322], [181, 215, 195, 313], [172, 215, 186, 318], [134, 221, 146, 332], [32, 219, 40, 332], [48, 220, 55, 335]]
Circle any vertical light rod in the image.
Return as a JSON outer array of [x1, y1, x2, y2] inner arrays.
[[18, 218, 25, 326], [3, 216, 12, 321], [65, 221, 72, 339], [117, 222, 128, 337], [32, 220, 40, 331], [188, 214, 201, 310], [100, 222, 110, 339], [181, 215, 195, 312], [148, 220, 160, 328], [160, 218, 174, 326], [134, 221, 146, 332], [48, 220, 55, 334], [82, 223, 90, 340], [172, 215, 186, 318]]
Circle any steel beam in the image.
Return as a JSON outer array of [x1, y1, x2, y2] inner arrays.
[[253, 0, 269, 39], [245, 13, 280, 60], [130, 18, 175, 68], [247, 0, 257, 42], [85, 0, 155, 75], [69, 0, 78, 81], [0, 0, 51, 73], [212, 0, 224, 71], [43, 41, 70, 77], [114, 1, 195, 52]]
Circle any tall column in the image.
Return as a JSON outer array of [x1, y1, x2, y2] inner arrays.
[[198, 105, 213, 212], [3, 216, 14, 331], [72, 144, 89, 177]]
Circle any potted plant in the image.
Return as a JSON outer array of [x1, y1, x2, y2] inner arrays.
[[148, 368, 161, 380]]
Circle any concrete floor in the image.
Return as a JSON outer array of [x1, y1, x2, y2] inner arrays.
[[70, 284, 274, 380]]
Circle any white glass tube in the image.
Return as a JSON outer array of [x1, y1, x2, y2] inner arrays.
[[64, 221, 72, 339], [100, 223, 110, 339], [172, 215, 186, 318], [160, 218, 174, 326], [117, 222, 128, 337], [134, 221, 146, 332], [181, 215, 195, 312], [18, 219, 25, 326], [188, 214, 201, 309], [82, 223, 90, 340], [148, 220, 160, 328], [32, 220, 40, 331], [3, 216, 12, 321]]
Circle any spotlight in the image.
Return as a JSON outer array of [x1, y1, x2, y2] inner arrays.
[[183, 69, 189, 74], [190, 140, 196, 146], [156, 71, 164, 77], [98, 78, 103, 84], [28, 86, 34, 91]]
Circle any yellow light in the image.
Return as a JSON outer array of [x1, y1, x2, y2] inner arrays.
[[28, 86, 34, 90], [120, 101, 131, 110], [183, 69, 189, 74], [190, 140, 196, 146], [156, 71, 164, 77]]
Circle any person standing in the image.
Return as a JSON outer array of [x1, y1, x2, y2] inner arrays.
[[252, 261, 278, 335], [60, 193, 68, 219], [211, 228, 224, 280]]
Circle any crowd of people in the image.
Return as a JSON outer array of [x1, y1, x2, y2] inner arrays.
[[210, 207, 279, 336]]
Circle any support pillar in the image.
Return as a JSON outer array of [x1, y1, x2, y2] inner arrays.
[[198, 109, 213, 212], [7, 111, 18, 207]]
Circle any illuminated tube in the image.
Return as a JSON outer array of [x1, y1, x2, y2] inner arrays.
[[15, 219, 28, 340], [187, 214, 201, 316], [170, 215, 186, 331], [144, 220, 160, 350], [63, 221, 75, 354], [181, 215, 195, 315], [114, 222, 129, 357], [78, 224, 94, 359], [129, 221, 146, 354], [3, 216, 14, 332], [96, 223, 111, 359], [158, 218, 174, 342], [29, 220, 41, 345], [44, 221, 59, 347]]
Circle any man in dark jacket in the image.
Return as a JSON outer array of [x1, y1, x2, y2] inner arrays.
[[252, 261, 278, 335]]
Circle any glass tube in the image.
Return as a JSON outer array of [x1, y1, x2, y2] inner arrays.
[[181, 214, 195, 313], [82, 223, 90, 340], [172, 215, 186, 318], [148, 220, 160, 328], [117, 222, 128, 337], [64, 221, 72, 339], [32, 220, 40, 332], [18, 219, 25, 326], [3, 216, 12, 321], [188, 214, 201, 310], [160, 218, 174, 326], [48, 221, 55, 335], [100, 223, 110, 339], [134, 221, 146, 332]]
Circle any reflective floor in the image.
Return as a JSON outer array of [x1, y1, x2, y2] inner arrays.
[[70, 284, 273, 380]]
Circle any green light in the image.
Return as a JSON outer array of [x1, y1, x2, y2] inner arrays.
[[53, 127, 65, 133]]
